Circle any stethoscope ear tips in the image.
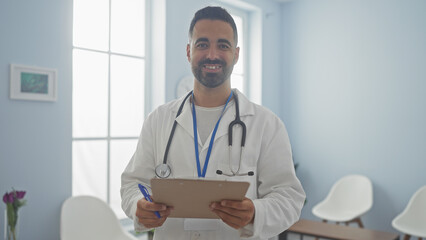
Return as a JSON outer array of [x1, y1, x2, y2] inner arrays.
[[216, 169, 254, 176]]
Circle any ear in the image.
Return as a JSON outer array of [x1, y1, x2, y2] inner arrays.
[[186, 44, 191, 62], [233, 46, 240, 64]]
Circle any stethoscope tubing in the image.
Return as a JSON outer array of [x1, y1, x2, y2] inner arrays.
[[162, 91, 192, 165], [228, 90, 246, 147]]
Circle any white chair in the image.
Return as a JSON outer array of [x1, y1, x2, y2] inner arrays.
[[312, 174, 373, 227], [392, 185, 426, 240], [60, 195, 138, 240]]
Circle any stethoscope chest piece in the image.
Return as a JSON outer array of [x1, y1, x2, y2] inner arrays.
[[155, 163, 171, 178]]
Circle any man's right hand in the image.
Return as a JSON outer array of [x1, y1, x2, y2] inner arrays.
[[136, 198, 173, 228]]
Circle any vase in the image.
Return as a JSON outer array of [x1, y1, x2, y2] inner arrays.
[[4, 210, 19, 240], [148, 230, 154, 240]]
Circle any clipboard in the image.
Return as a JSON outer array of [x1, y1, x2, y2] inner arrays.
[[151, 178, 250, 219]]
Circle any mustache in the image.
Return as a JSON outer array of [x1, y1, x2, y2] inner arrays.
[[198, 59, 226, 66]]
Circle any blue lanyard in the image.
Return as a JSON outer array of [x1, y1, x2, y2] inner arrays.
[[191, 91, 233, 178]]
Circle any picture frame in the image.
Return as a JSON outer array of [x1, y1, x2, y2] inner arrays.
[[10, 64, 57, 102]]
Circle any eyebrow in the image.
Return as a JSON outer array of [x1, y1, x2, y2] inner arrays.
[[218, 39, 232, 46], [194, 38, 233, 47], [194, 38, 209, 45]]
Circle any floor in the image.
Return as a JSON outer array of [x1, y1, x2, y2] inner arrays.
[[123, 217, 316, 240], [134, 232, 315, 240], [284, 233, 316, 240]]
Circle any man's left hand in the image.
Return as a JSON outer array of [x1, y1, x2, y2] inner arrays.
[[210, 197, 255, 229]]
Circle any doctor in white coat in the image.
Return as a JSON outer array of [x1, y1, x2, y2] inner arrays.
[[121, 6, 305, 240]]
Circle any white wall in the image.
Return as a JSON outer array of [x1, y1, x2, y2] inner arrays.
[[281, 0, 426, 234]]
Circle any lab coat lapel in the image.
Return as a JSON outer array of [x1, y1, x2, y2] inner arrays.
[[174, 100, 202, 147], [234, 89, 255, 118], [213, 103, 234, 142], [212, 89, 255, 144]]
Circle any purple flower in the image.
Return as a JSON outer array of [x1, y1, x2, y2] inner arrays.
[[3, 193, 8, 203], [3, 192, 14, 204], [15, 191, 26, 199], [3, 188, 26, 237]]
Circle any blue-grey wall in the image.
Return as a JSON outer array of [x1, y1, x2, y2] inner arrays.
[[281, 0, 426, 234], [0, 0, 281, 239], [0, 0, 72, 239], [2, 0, 425, 238]]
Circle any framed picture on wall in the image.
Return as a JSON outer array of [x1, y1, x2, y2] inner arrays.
[[10, 64, 57, 102]]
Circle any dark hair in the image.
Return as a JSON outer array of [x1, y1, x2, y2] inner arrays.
[[188, 6, 238, 45]]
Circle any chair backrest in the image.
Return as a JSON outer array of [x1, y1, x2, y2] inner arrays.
[[324, 174, 373, 213], [60, 195, 130, 240], [393, 185, 426, 230]]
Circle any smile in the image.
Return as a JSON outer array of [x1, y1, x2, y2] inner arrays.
[[203, 64, 222, 72]]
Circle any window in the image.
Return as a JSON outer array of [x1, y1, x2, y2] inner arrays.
[[72, 0, 146, 219], [231, 14, 246, 93], [226, 4, 262, 104]]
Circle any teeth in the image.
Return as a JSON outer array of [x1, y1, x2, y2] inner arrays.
[[205, 65, 220, 69]]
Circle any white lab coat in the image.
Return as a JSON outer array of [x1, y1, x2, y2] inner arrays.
[[121, 89, 305, 240]]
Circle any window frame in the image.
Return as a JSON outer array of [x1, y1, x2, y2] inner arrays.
[[229, 7, 250, 96]]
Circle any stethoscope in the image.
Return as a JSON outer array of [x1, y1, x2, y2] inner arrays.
[[155, 90, 254, 178]]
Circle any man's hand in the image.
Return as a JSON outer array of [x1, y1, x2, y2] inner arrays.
[[210, 197, 255, 229], [136, 198, 173, 228]]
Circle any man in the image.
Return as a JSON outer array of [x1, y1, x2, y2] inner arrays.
[[121, 6, 305, 240]]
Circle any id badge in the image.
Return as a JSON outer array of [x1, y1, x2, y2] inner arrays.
[[184, 218, 220, 231]]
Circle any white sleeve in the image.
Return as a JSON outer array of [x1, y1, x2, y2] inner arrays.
[[121, 111, 158, 232], [240, 116, 305, 239]]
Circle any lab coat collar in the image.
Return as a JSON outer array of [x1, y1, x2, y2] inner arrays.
[[214, 89, 254, 143], [170, 92, 194, 141], [230, 88, 255, 118], [169, 89, 255, 147]]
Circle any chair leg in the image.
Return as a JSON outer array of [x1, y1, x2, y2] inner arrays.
[[278, 231, 287, 240], [403, 234, 411, 240], [355, 217, 364, 228]]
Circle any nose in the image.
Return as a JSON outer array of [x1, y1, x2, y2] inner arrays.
[[206, 46, 219, 60]]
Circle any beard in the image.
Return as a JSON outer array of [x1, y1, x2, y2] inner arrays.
[[192, 59, 234, 88]]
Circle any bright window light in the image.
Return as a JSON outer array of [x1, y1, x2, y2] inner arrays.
[[72, 0, 146, 218]]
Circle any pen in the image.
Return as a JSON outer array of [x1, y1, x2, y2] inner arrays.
[[138, 184, 161, 218]]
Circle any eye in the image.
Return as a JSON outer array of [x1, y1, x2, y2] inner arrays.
[[218, 43, 230, 50], [196, 43, 208, 49]]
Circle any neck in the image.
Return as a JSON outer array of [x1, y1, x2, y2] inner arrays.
[[193, 82, 232, 107]]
